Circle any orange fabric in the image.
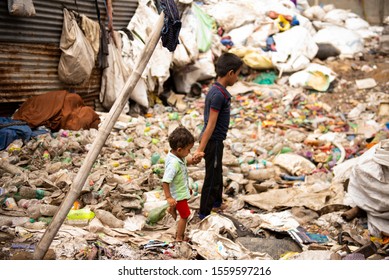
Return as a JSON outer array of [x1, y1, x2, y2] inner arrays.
[[13, 90, 100, 131]]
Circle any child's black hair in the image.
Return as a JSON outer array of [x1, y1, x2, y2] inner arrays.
[[215, 52, 243, 77], [168, 126, 195, 150]]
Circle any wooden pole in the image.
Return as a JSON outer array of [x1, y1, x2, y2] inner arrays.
[[33, 12, 165, 260]]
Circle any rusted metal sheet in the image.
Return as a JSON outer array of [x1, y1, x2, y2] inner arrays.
[[0, 42, 101, 104], [0, 0, 138, 43], [0, 0, 138, 113]]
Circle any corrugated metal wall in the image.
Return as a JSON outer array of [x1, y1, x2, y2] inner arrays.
[[0, 0, 138, 112]]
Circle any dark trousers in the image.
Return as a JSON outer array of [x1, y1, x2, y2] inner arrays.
[[199, 140, 224, 217]]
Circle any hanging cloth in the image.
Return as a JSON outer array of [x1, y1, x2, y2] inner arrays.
[[94, 0, 109, 69], [160, 0, 181, 52]]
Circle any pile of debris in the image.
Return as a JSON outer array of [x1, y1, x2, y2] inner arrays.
[[1, 0, 389, 260]]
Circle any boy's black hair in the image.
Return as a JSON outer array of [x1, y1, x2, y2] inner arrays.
[[168, 126, 195, 150], [215, 52, 243, 77]]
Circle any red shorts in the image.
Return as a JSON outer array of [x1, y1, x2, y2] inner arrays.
[[176, 199, 190, 219]]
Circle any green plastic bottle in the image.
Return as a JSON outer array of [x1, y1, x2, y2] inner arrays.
[[151, 152, 161, 165]]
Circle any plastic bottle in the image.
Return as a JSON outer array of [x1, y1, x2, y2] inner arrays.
[[71, 200, 81, 210], [66, 209, 95, 227], [140, 158, 151, 169], [19, 186, 36, 199], [19, 186, 46, 200], [94, 209, 124, 228], [17, 198, 41, 209], [27, 205, 41, 219], [151, 138, 160, 145], [168, 112, 179, 120], [40, 204, 59, 216], [281, 146, 293, 154], [67, 208, 95, 220], [4, 197, 17, 209], [43, 150, 50, 160], [38, 217, 53, 225], [151, 152, 161, 165]]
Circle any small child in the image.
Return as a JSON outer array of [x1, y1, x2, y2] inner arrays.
[[162, 126, 202, 241]]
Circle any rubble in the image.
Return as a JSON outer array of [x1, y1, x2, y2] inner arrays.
[[1, 0, 389, 260]]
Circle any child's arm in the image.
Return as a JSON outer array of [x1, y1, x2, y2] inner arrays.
[[195, 110, 218, 157], [186, 155, 202, 165], [162, 182, 176, 207]]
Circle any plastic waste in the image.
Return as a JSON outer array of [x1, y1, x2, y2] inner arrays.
[[40, 204, 59, 216], [18, 186, 47, 200], [4, 197, 17, 209], [168, 112, 180, 120], [146, 203, 169, 226], [38, 217, 53, 225], [247, 168, 276, 181], [226, 181, 240, 196], [151, 152, 161, 165], [94, 209, 124, 228], [66, 208, 95, 226], [280, 174, 306, 181], [276, 15, 291, 32], [27, 205, 41, 219]]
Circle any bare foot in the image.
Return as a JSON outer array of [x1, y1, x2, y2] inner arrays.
[[175, 236, 189, 242], [168, 206, 177, 220]]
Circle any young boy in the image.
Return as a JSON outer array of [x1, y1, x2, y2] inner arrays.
[[162, 126, 201, 241], [194, 52, 243, 220]]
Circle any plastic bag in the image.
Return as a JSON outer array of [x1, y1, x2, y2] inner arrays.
[[58, 8, 95, 85], [8, 0, 35, 17], [146, 203, 169, 225], [192, 3, 214, 52]]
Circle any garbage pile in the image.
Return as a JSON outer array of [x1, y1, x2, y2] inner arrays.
[[1, 0, 389, 260]]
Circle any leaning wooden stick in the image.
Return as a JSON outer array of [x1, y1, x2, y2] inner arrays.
[[33, 12, 165, 260]]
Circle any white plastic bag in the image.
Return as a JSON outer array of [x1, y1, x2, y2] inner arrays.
[[58, 8, 95, 85]]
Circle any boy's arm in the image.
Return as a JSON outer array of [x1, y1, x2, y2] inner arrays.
[[162, 182, 176, 206], [195, 109, 218, 156]]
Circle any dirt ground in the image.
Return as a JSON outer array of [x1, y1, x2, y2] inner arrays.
[[318, 52, 389, 113]]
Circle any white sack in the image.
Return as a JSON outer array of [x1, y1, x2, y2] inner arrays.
[[323, 9, 349, 26], [314, 26, 364, 56], [123, 0, 172, 95], [228, 24, 255, 47], [203, 1, 256, 32], [272, 26, 318, 73], [348, 140, 389, 236], [58, 8, 94, 85]]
